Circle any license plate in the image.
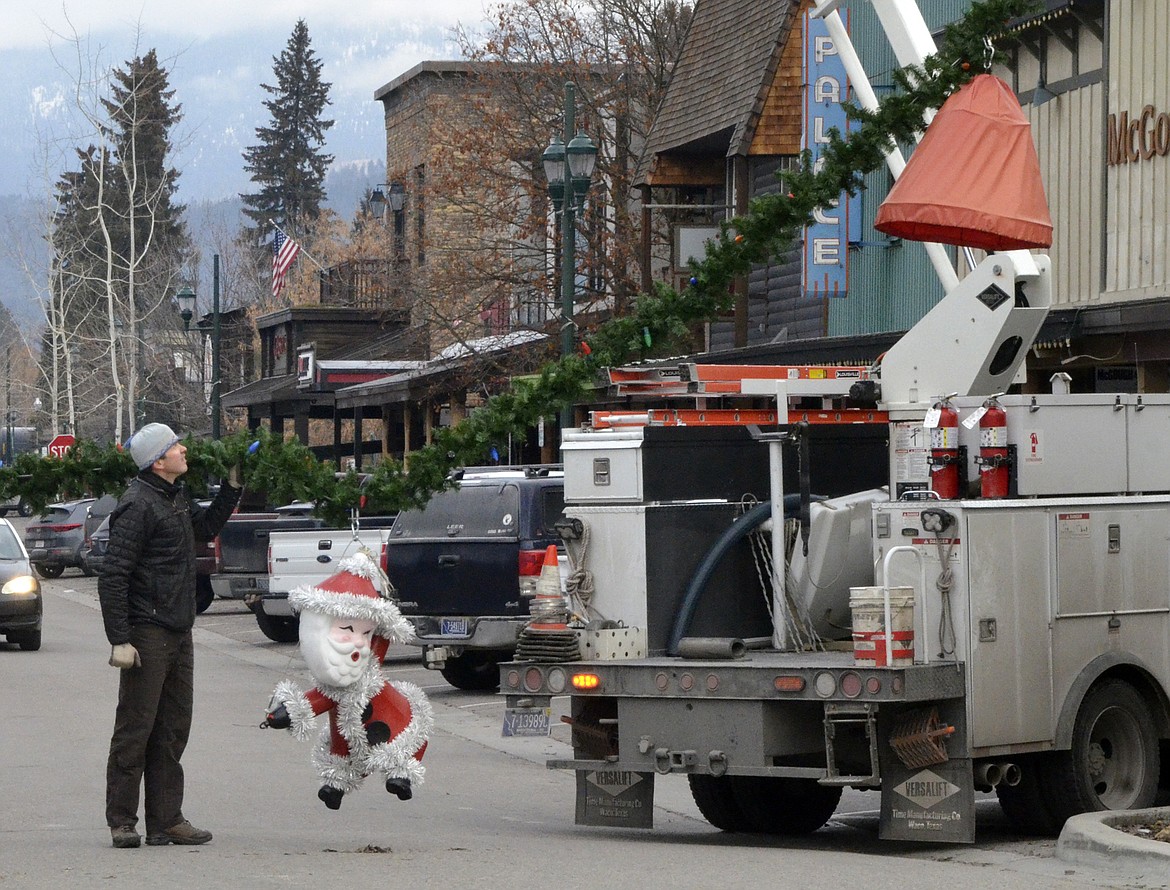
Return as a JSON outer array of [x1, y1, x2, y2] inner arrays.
[[502, 707, 551, 737], [34, 540, 44, 549], [440, 617, 469, 635]]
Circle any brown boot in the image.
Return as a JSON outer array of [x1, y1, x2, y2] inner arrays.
[[145, 820, 212, 846]]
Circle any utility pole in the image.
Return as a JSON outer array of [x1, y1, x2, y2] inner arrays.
[[212, 254, 221, 439]]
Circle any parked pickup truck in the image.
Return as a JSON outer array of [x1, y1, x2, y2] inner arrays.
[[210, 503, 322, 603], [254, 516, 398, 642], [382, 466, 565, 691]]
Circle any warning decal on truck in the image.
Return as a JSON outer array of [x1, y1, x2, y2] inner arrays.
[[1057, 513, 1091, 537]]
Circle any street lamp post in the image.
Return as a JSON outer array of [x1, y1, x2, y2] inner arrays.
[[368, 182, 407, 259], [31, 397, 41, 452], [542, 82, 598, 431], [175, 252, 222, 439], [4, 347, 12, 465]]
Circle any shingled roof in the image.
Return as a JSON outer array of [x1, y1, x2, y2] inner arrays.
[[637, 0, 796, 184]]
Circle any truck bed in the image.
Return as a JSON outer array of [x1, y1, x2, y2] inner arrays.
[[211, 510, 324, 600], [262, 519, 397, 617]]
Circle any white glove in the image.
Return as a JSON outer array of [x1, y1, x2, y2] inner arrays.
[[227, 463, 243, 490], [109, 643, 141, 669]]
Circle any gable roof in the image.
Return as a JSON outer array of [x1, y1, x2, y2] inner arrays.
[[638, 0, 796, 183]]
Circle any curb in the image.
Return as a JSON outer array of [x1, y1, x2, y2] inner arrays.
[[1057, 807, 1170, 875]]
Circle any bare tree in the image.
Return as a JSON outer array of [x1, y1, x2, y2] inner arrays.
[[44, 22, 191, 442], [402, 0, 691, 360]]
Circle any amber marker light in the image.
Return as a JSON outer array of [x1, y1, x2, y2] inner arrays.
[[571, 673, 601, 690], [773, 676, 806, 693]]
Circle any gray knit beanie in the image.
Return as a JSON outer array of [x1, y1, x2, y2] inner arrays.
[[130, 423, 181, 470]]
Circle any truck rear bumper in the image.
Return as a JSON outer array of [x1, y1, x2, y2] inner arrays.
[[211, 574, 268, 600], [408, 615, 526, 650], [29, 547, 78, 566]]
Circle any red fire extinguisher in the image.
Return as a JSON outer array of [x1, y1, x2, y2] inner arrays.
[[928, 400, 960, 499], [978, 398, 1010, 498]]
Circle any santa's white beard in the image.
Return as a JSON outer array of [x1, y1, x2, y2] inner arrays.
[[299, 610, 371, 687]]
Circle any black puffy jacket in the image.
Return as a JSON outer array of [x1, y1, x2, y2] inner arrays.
[[99, 471, 240, 645]]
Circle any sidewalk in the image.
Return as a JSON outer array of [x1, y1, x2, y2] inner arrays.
[[1057, 809, 1170, 877]]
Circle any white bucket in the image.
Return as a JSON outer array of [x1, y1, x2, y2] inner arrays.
[[850, 586, 915, 666]]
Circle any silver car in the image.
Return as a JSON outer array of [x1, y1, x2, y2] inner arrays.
[[24, 498, 97, 579], [0, 518, 42, 650], [0, 495, 33, 517]]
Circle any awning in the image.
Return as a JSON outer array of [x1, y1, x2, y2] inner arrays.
[[335, 331, 552, 409]]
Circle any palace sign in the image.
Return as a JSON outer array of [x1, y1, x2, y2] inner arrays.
[[802, 13, 858, 298]]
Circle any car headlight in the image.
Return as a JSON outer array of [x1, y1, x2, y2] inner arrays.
[[2, 575, 40, 596]]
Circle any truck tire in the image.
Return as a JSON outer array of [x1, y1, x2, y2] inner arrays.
[[731, 776, 842, 835], [18, 499, 33, 517], [439, 650, 504, 691], [994, 753, 1064, 836], [687, 774, 750, 832], [1040, 679, 1160, 824], [255, 610, 300, 643], [195, 576, 214, 614]]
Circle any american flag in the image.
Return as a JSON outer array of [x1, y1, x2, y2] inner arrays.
[[272, 229, 301, 299]]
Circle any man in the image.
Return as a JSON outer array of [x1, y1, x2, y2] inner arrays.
[[98, 423, 242, 849]]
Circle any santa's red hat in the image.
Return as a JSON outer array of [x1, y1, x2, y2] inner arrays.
[[289, 549, 412, 643]]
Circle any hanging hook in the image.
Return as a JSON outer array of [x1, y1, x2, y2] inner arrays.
[[983, 37, 995, 71]]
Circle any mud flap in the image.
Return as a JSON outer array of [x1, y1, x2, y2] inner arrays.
[[575, 768, 655, 828], [878, 702, 975, 843]]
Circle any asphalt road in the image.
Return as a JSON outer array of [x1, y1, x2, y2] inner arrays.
[[2, 545, 1167, 888]]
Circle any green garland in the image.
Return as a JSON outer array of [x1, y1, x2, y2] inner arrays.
[[0, 0, 1035, 526]]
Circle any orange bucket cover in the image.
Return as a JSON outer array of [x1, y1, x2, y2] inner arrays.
[[874, 74, 1053, 251]]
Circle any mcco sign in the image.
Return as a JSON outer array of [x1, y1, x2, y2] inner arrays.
[[1108, 104, 1170, 166]]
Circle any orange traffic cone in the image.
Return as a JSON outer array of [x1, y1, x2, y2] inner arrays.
[[528, 545, 567, 631], [515, 545, 580, 662]]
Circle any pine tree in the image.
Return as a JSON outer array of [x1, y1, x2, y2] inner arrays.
[[101, 49, 186, 249], [241, 19, 334, 243]]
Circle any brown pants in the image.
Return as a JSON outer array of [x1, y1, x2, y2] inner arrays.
[[105, 625, 194, 833]]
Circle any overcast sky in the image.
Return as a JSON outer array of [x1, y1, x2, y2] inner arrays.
[[5, 1, 487, 51]]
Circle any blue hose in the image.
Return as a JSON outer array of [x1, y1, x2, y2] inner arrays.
[[667, 494, 804, 656]]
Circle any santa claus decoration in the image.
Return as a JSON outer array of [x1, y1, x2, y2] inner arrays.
[[262, 549, 432, 810]]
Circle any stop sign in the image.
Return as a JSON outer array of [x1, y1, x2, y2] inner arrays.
[[47, 434, 75, 458]]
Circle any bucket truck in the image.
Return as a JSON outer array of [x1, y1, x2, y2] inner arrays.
[[499, 1, 1170, 843]]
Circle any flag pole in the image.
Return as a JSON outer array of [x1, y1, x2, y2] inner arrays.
[[267, 219, 327, 272]]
